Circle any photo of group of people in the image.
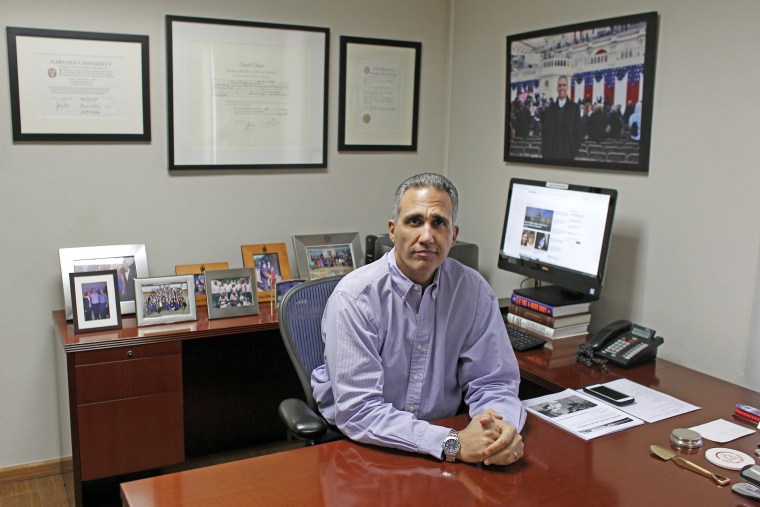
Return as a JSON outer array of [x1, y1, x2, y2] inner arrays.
[[74, 256, 137, 304], [209, 277, 254, 309], [531, 395, 596, 418], [254, 253, 282, 292], [307, 244, 355, 279], [81, 282, 111, 321], [140, 283, 190, 316]]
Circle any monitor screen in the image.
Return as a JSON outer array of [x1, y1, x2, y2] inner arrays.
[[498, 178, 617, 301]]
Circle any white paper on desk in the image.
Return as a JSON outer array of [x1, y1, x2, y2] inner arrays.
[[523, 389, 644, 441], [689, 419, 756, 443], [593, 378, 701, 423]]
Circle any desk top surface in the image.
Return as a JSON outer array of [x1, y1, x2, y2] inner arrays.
[[121, 351, 760, 507]]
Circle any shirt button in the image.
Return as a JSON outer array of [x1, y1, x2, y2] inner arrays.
[[413, 285, 421, 291], [417, 344, 423, 351], [407, 405, 414, 411], [414, 374, 421, 381], [401, 296, 406, 301]]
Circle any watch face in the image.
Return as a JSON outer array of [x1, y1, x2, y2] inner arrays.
[[443, 437, 460, 455]]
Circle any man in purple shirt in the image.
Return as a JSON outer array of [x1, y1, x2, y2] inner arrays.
[[312, 173, 526, 466]]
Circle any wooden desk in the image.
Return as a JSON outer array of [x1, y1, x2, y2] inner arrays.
[[54, 307, 301, 507], [121, 350, 760, 506]]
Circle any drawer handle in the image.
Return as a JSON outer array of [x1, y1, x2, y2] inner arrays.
[[127, 350, 134, 358]]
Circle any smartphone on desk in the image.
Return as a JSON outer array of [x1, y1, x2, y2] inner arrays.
[[583, 383, 635, 406]]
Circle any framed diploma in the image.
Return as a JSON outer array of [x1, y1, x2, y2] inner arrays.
[[166, 15, 329, 170], [6, 27, 150, 141], [338, 36, 421, 151]]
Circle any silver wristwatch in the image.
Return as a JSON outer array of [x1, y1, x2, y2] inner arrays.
[[442, 429, 460, 462]]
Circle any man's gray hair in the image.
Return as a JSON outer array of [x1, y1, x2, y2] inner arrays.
[[392, 173, 459, 224]]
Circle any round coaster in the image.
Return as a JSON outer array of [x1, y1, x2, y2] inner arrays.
[[705, 448, 756, 470]]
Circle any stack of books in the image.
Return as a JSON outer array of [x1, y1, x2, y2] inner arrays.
[[506, 291, 592, 350]]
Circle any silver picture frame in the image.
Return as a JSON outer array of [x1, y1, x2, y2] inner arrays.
[[205, 268, 259, 319], [292, 232, 362, 280], [134, 275, 197, 327], [59, 244, 148, 319]]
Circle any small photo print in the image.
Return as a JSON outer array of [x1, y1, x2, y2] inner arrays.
[[140, 282, 191, 316], [254, 253, 282, 292], [209, 277, 255, 309], [529, 395, 597, 418], [307, 244, 355, 279]]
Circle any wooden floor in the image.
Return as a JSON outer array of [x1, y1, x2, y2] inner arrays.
[[0, 440, 303, 507]]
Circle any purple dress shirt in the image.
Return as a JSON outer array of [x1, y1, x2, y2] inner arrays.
[[312, 249, 526, 459]]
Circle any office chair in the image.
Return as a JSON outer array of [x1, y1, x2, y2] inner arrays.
[[278, 275, 345, 445]]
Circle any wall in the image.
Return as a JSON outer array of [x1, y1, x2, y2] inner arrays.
[[449, 0, 760, 389], [0, 0, 452, 468]]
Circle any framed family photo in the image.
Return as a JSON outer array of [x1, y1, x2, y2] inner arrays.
[[175, 262, 229, 307], [166, 15, 329, 170], [293, 232, 362, 280], [241, 243, 292, 303], [69, 270, 122, 333], [59, 244, 148, 319], [6, 27, 150, 141], [504, 12, 658, 173], [205, 268, 259, 319], [134, 275, 197, 327]]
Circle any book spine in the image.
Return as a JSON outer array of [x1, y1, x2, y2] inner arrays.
[[507, 313, 553, 338], [509, 304, 556, 327], [510, 293, 554, 317]]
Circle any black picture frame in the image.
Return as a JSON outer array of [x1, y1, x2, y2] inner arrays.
[[69, 270, 122, 333], [166, 15, 329, 170], [505, 12, 658, 173], [6, 27, 150, 142], [338, 36, 421, 151]]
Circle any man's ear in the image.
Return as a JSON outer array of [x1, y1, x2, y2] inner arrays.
[[452, 224, 459, 244], [388, 219, 395, 242]]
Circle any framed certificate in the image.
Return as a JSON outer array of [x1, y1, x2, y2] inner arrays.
[[6, 27, 150, 141], [338, 36, 421, 151], [166, 15, 329, 170]]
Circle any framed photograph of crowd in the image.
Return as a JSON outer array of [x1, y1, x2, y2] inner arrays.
[[59, 244, 148, 320], [504, 12, 658, 173], [134, 275, 197, 327], [292, 232, 362, 280], [69, 270, 122, 333], [175, 262, 229, 307], [205, 268, 259, 319], [241, 243, 292, 303]]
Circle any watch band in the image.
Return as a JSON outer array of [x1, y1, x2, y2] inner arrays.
[[442, 429, 460, 462]]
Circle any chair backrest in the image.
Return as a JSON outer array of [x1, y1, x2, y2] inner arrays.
[[278, 276, 343, 410]]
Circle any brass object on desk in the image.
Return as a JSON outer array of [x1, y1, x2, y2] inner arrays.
[[650, 444, 731, 486]]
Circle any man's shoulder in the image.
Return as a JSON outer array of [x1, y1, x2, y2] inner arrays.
[[334, 256, 390, 299]]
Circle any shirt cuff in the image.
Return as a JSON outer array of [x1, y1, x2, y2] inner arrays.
[[419, 424, 453, 460]]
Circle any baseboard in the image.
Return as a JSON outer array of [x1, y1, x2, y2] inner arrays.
[[0, 456, 72, 485]]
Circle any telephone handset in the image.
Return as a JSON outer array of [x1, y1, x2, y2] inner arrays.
[[589, 319, 664, 368]]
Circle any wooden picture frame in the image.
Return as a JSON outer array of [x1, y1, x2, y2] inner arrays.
[[59, 244, 148, 319], [166, 15, 329, 170], [69, 270, 122, 333], [505, 12, 658, 173], [134, 275, 197, 327], [175, 262, 230, 307], [338, 36, 421, 151], [292, 232, 362, 280], [205, 268, 259, 319], [6, 27, 150, 141], [241, 243, 292, 303]]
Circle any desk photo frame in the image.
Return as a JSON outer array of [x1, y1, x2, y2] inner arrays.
[[134, 275, 197, 327], [505, 12, 658, 173], [338, 36, 421, 151], [166, 15, 329, 170], [293, 232, 362, 280], [241, 243, 292, 303], [69, 270, 122, 333], [6, 27, 150, 141]]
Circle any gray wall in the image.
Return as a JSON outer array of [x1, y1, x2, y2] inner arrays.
[[3, 0, 760, 469], [0, 0, 451, 468], [449, 0, 760, 390]]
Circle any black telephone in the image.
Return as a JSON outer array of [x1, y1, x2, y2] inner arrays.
[[588, 320, 664, 368]]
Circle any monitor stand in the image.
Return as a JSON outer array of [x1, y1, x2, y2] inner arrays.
[[513, 285, 596, 307]]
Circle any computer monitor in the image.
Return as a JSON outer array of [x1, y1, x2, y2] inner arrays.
[[371, 234, 479, 271], [498, 178, 617, 304]]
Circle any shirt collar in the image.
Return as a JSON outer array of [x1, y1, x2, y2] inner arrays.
[[387, 248, 441, 300]]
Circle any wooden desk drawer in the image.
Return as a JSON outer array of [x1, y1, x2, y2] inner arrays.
[[75, 341, 180, 366], [78, 392, 184, 481], [76, 354, 182, 404]]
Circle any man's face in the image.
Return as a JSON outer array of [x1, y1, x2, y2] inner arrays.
[[557, 77, 568, 100], [388, 187, 459, 286]]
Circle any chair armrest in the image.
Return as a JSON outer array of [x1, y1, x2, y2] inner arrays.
[[278, 398, 328, 440]]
